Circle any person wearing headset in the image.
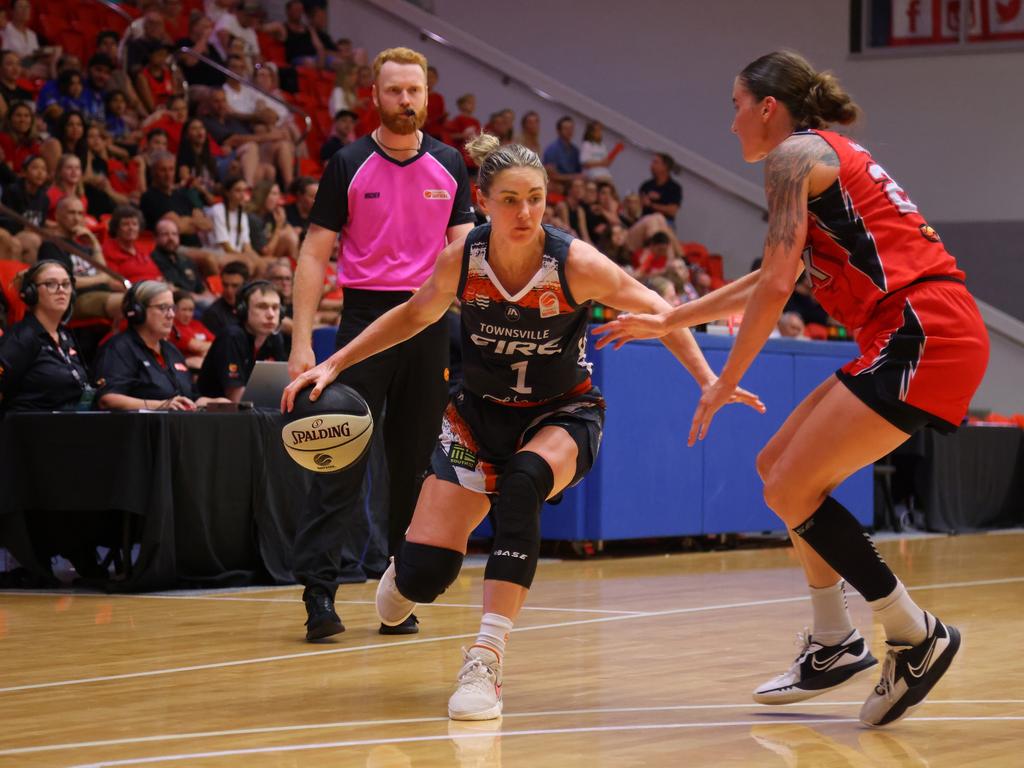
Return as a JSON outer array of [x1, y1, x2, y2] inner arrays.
[[196, 280, 285, 403], [93, 280, 227, 411], [0, 260, 94, 412]]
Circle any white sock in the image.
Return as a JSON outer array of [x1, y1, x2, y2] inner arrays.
[[809, 580, 855, 646], [472, 612, 513, 660], [868, 580, 928, 645]]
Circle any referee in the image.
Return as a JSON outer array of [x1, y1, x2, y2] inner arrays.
[[289, 47, 474, 641]]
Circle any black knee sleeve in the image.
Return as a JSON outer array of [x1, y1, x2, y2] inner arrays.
[[484, 451, 554, 589], [395, 541, 464, 604], [794, 496, 897, 601]]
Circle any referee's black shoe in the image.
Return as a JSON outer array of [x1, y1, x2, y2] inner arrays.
[[304, 587, 345, 641], [379, 613, 419, 635]]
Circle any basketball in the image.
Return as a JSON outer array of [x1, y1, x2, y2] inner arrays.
[[281, 383, 373, 473]]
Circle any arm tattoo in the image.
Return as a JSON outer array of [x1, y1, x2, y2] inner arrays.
[[763, 135, 838, 251]]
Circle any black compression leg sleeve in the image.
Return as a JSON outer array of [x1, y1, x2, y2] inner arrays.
[[794, 496, 898, 601], [484, 451, 554, 589], [395, 541, 464, 603]]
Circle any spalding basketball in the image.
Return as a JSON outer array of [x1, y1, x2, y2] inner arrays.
[[281, 384, 373, 473]]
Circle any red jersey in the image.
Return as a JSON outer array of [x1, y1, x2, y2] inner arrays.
[[801, 129, 964, 331], [171, 318, 214, 356]]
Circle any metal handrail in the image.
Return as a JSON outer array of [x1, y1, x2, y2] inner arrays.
[[89, 0, 133, 23], [175, 47, 313, 147], [0, 202, 130, 288]]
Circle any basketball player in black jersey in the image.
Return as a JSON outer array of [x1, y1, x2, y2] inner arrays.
[[283, 133, 764, 720]]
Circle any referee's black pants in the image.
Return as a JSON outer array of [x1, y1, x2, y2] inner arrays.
[[292, 289, 450, 597]]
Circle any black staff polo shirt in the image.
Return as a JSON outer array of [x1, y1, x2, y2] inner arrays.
[[0, 314, 89, 411], [94, 327, 195, 403], [197, 323, 286, 398]]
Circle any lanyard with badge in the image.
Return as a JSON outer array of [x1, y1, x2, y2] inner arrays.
[[47, 330, 96, 410]]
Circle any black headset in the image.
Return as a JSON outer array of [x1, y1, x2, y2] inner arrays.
[[122, 283, 147, 326], [19, 260, 77, 320], [235, 280, 282, 331]]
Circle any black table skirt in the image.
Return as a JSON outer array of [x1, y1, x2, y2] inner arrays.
[[0, 411, 313, 591], [899, 426, 1024, 532]]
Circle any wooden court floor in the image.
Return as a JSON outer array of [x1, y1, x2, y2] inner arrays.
[[1, 532, 1022, 767]]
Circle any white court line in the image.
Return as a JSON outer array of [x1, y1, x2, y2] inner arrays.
[[67, 716, 1024, 768], [0, 591, 646, 615], [2, 575, 1023, 695], [3, 700, 1021, 757]]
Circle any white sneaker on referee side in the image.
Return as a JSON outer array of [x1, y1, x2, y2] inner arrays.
[[448, 647, 503, 721], [753, 628, 878, 704], [375, 558, 416, 627]]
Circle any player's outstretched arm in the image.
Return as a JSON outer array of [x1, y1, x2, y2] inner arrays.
[[282, 239, 463, 412], [566, 241, 765, 415]]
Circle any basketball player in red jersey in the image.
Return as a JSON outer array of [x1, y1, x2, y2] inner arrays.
[[593, 51, 989, 726], [284, 133, 764, 720]]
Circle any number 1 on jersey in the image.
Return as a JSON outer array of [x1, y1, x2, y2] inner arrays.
[[510, 360, 533, 394]]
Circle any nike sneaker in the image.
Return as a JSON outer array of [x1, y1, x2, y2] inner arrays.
[[860, 613, 961, 727], [753, 628, 878, 704], [449, 647, 503, 721]]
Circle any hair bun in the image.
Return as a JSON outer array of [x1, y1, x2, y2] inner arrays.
[[465, 133, 501, 166]]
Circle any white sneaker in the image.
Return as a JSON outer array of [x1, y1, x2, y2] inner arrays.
[[448, 647, 503, 721], [859, 612, 961, 727], [753, 628, 878, 704], [375, 558, 416, 627]]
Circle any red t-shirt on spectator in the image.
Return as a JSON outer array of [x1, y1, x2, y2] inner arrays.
[[146, 113, 184, 154], [171, 318, 215, 356], [140, 66, 175, 109], [633, 247, 669, 275], [107, 156, 140, 197], [424, 92, 446, 138], [103, 238, 163, 283], [46, 187, 88, 220], [0, 132, 41, 172]]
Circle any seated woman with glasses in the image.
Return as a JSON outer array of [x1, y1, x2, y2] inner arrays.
[[0, 260, 94, 411], [92, 280, 228, 411]]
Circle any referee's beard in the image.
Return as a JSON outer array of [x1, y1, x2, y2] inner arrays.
[[378, 104, 427, 135]]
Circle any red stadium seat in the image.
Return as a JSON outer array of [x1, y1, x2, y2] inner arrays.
[[206, 274, 222, 296], [258, 31, 286, 67], [299, 157, 323, 177]]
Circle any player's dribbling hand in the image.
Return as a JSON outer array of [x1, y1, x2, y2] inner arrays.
[[288, 345, 315, 381], [280, 358, 341, 413], [591, 312, 670, 349]]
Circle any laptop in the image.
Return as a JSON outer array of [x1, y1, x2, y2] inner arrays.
[[241, 361, 292, 409]]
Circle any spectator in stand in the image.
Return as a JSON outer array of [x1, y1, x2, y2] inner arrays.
[[423, 65, 446, 139], [251, 65, 302, 151], [205, 0, 237, 26], [285, 176, 316, 241], [319, 108, 356, 163], [603, 223, 633, 268], [205, 175, 262, 269], [80, 122, 133, 216], [81, 54, 115, 123], [515, 110, 541, 154], [94, 31, 146, 115], [94, 280, 227, 411], [665, 258, 700, 303], [37, 196, 125, 324], [265, 259, 295, 338], [176, 12, 227, 97], [151, 217, 216, 302], [170, 289, 214, 368], [141, 94, 188, 154], [202, 89, 277, 187], [38, 70, 90, 132], [102, 205, 163, 284], [40, 108, 86, 173], [647, 275, 680, 307], [640, 152, 683, 226], [197, 279, 286, 402], [328, 65, 364, 120], [2, 0, 59, 80], [0, 154, 47, 261], [484, 109, 514, 144], [0, 50, 30, 120], [333, 37, 366, 69], [543, 115, 583, 186], [45, 153, 89, 222], [0, 260, 92, 412], [581, 120, 621, 181], [633, 231, 673, 276], [0, 101, 41, 175], [137, 127, 171, 191], [104, 90, 143, 149], [161, 0, 190, 42], [693, 268, 712, 297], [124, 10, 172, 78], [281, 0, 338, 69], [589, 181, 622, 250], [784, 272, 830, 327], [776, 311, 808, 339], [212, 0, 266, 63], [554, 178, 591, 243], [140, 152, 212, 249], [135, 44, 180, 114], [201, 259, 249, 335], [445, 93, 481, 165], [176, 117, 219, 203], [353, 64, 375, 131], [619, 191, 642, 227], [248, 180, 299, 263]]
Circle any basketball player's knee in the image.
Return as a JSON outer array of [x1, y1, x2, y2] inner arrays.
[[484, 451, 554, 589], [763, 467, 819, 525], [395, 541, 463, 603]]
